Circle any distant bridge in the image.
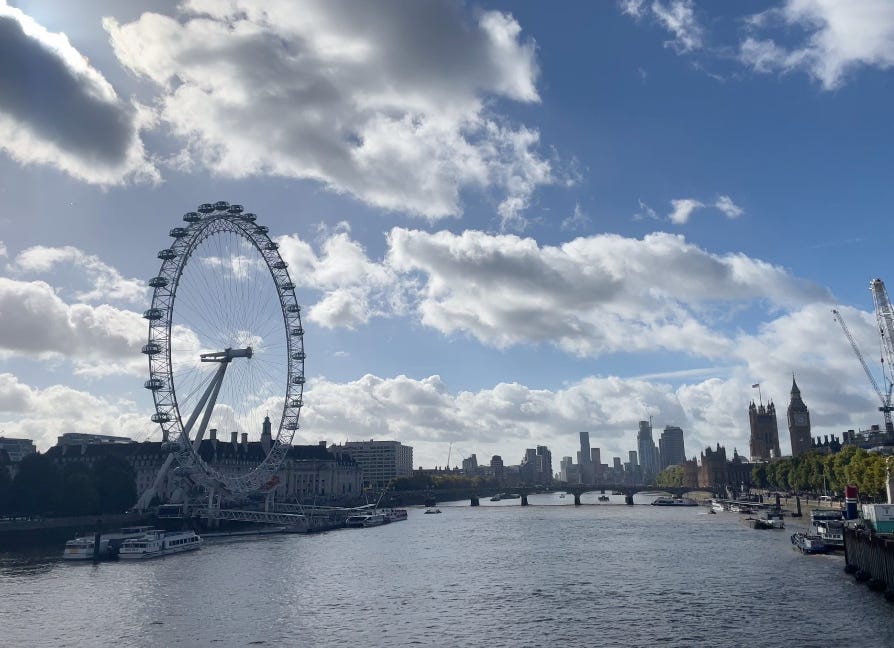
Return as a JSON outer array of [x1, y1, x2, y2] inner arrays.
[[423, 484, 714, 507]]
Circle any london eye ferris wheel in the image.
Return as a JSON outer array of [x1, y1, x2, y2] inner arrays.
[[143, 201, 305, 496]]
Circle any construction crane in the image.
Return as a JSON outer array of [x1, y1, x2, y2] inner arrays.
[[832, 307, 894, 432], [870, 278, 894, 378]]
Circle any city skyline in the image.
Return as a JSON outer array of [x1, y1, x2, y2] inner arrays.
[[3, 1, 894, 469]]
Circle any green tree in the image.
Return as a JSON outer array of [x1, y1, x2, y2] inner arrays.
[[751, 463, 767, 489], [11, 453, 62, 515], [60, 462, 99, 516], [92, 455, 136, 513], [656, 466, 683, 487]]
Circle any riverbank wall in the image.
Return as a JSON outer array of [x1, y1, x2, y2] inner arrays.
[[0, 513, 155, 549], [843, 526, 894, 601]]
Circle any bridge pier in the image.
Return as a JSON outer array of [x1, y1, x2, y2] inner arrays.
[[521, 494, 529, 506], [574, 493, 581, 506], [471, 496, 479, 506], [625, 494, 634, 505]]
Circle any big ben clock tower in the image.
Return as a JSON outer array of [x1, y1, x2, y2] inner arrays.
[[787, 375, 812, 457]]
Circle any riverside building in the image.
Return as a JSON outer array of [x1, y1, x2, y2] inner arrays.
[[0, 436, 36, 463], [330, 440, 413, 489]]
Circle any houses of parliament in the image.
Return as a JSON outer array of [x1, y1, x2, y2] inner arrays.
[[748, 376, 816, 460]]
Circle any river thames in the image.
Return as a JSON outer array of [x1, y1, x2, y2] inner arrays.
[[2, 493, 893, 647]]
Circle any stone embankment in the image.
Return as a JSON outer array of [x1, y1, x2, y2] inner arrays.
[[844, 526, 894, 602]]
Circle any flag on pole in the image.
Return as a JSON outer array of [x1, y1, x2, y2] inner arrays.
[[751, 383, 760, 388]]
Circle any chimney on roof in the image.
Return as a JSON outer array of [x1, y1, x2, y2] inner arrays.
[[210, 428, 217, 441], [319, 440, 326, 448], [241, 432, 248, 450], [231, 431, 238, 445], [162, 428, 169, 443]]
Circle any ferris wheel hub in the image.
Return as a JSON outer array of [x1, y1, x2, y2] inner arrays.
[[199, 346, 254, 363]]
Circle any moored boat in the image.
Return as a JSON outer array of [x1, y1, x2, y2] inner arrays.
[[118, 529, 202, 559], [790, 531, 828, 554], [361, 513, 387, 527], [597, 495, 610, 502], [385, 508, 408, 522], [744, 517, 784, 530], [63, 526, 156, 561], [651, 497, 698, 507], [811, 509, 844, 548], [424, 508, 442, 514], [345, 514, 370, 528]]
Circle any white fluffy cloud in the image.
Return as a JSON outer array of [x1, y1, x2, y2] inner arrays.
[[303, 372, 695, 467], [104, 0, 552, 221], [0, 2, 157, 184], [0, 277, 145, 375], [0, 373, 150, 450], [9, 245, 148, 304], [740, 0, 894, 89], [277, 225, 404, 329], [386, 228, 831, 357]]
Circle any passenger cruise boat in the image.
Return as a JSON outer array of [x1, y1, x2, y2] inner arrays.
[[651, 497, 698, 507], [118, 529, 202, 559], [345, 511, 390, 527], [63, 526, 155, 561], [361, 513, 387, 527], [385, 509, 408, 522]]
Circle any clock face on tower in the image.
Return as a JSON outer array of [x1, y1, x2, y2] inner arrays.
[[794, 413, 807, 426]]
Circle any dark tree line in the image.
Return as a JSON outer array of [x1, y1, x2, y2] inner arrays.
[[0, 453, 137, 517]]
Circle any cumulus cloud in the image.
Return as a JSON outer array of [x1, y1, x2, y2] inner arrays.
[[0, 2, 157, 184], [277, 226, 404, 329], [9, 244, 148, 303], [668, 198, 705, 224], [386, 228, 831, 358], [0, 373, 150, 450], [303, 372, 695, 467], [104, 0, 552, 220], [739, 0, 894, 89], [0, 277, 145, 375]]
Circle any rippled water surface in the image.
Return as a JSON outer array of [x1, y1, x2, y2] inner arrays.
[[2, 493, 893, 647]]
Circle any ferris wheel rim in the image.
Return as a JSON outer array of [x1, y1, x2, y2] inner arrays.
[[143, 202, 305, 495]]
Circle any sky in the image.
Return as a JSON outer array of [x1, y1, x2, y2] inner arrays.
[[2, 0, 894, 471]]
